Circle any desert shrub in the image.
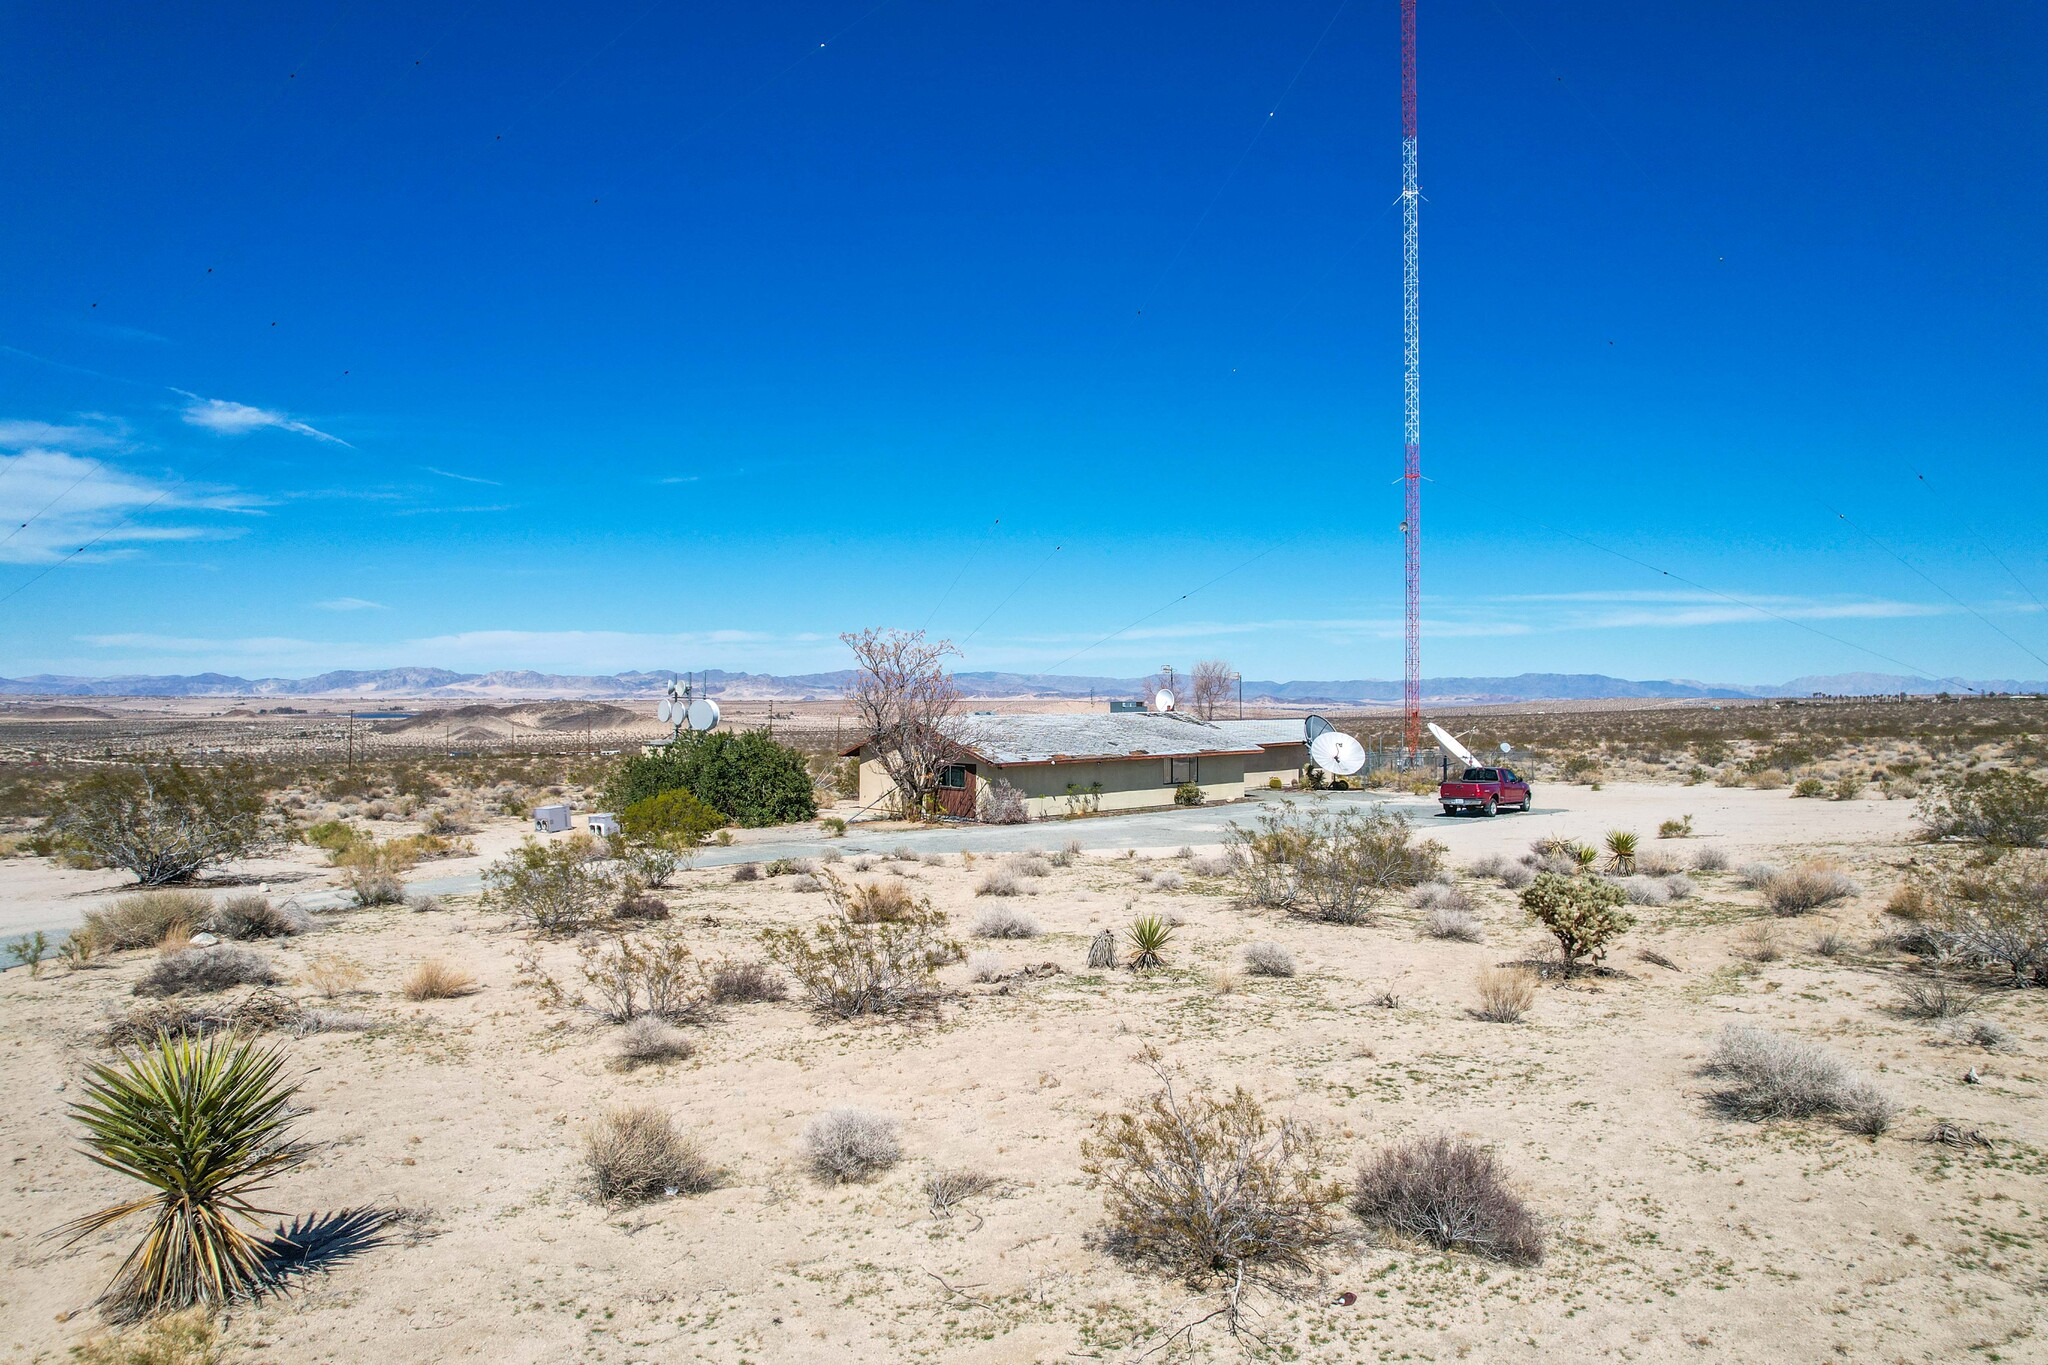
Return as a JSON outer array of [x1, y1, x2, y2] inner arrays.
[[294, 1007, 374, 1036], [1657, 815, 1695, 839], [972, 904, 1042, 939], [1894, 976, 1979, 1020], [577, 931, 712, 1023], [134, 947, 280, 998], [73, 1308, 220, 1364], [602, 729, 816, 828], [1760, 862, 1860, 914], [1735, 921, 1781, 962], [1351, 1134, 1542, 1265], [801, 1107, 902, 1182], [1149, 869, 1186, 892], [1234, 942, 1289, 978], [1661, 873, 1698, 901], [975, 869, 1024, 897], [1497, 862, 1534, 890], [621, 787, 726, 846], [1923, 853, 2048, 985], [1410, 881, 1471, 912], [1467, 853, 1511, 879], [1703, 1025, 1896, 1133], [967, 949, 1007, 982], [1920, 769, 2048, 847], [706, 958, 786, 1003], [406, 893, 443, 913], [842, 878, 917, 923], [1189, 853, 1236, 878], [1421, 904, 1485, 942], [788, 873, 824, 893], [1004, 852, 1052, 877], [347, 870, 405, 907], [1173, 782, 1205, 807], [1082, 1054, 1341, 1292], [401, 959, 476, 1001], [1941, 1016, 2013, 1050], [1637, 847, 1685, 877], [1473, 967, 1535, 1022], [483, 837, 617, 935], [1604, 831, 1639, 874], [1125, 914, 1173, 969], [301, 954, 365, 999], [584, 1106, 716, 1204], [1811, 923, 1846, 956], [1737, 861, 1782, 890], [1692, 845, 1730, 872], [731, 862, 760, 882], [979, 780, 1029, 824], [1792, 777, 1828, 799], [206, 894, 307, 940], [1834, 773, 1865, 801], [56, 1033, 306, 1317], [1619, 875, 1672, 907], [613, 891, 670, 921], [1227, 806, 1443, 925], [1520, 872, 1634, 973], [84, 892, 212, 952], [53, 760, 277, 887], [1561, 753, 1600, 782], [761, 874, 955, 1016], [615, 1016, 695, 1064]]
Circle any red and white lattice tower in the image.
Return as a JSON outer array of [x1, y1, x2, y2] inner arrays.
[[1399, 0, 1423, 760]]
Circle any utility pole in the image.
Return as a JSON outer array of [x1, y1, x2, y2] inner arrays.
[[1399, 0, 1423, 762]]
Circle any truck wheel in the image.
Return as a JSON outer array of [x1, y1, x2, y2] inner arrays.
[[1441, 805, 1457, 817], [1483, 798, 1497, 817]]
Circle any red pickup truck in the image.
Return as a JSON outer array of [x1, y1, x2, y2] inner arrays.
[[1439, 766, 1531, 817]]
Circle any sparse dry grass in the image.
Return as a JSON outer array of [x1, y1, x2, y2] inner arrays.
[[1473, 967, 1535, 1023], [401, 958, 476, 1001], [584, 1106, 717, 1203]]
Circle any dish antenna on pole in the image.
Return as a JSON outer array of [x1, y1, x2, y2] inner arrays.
[[1310, 730, 1367, 776], [686, 698, 721, 731], [1154, 689, 1176, 713], [1499, 742, 1513, 755], [1427, 721, 1479, 770]]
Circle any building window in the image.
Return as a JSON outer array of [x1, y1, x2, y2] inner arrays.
[[939, 765, 971, 790], [1166, 756, 1199, 786]]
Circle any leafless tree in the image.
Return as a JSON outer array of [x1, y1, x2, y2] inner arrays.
[[1190, 659, 1235, 719], [840, 627, 961, 818]]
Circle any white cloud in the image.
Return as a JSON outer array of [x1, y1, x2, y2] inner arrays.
[[0, 417, 126, 451], [392, 503, 513, 516], [314, 597, 387, 611], [176, 392, 349, 445], [0, 450, 258, 564], [422, 466, 502, 486]]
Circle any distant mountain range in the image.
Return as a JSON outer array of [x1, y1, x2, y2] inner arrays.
[[0, 667, 2039, 704]]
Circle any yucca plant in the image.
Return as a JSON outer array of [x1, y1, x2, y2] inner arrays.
[[1603, 831, 1638, 874], [56, 1032, 308, 1318], [1568, 842, 1600, 872], [1125, 914, 1174, 970]]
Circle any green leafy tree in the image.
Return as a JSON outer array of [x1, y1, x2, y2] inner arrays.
[[1520, 872, 1634, 974], [603, 731, 816, 828], [56, 1033, 308, 1318], [54, 760, 277, 887], [620, 789, 727, 846]]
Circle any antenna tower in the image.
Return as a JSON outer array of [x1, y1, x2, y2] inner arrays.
[[1399, 0, 1423, 759]]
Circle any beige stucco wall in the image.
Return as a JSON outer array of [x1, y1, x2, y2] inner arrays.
[[1243, 742, 1306, 792], [850, 749, 1249, 818]]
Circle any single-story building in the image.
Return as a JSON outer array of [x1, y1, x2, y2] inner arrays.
[[841, 711, 1294, 820], [1202, 718, 1310, 790]]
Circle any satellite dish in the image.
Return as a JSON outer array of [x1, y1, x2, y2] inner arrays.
[[1427, 721, 1479, 770], [1499, 742, 1513, 755], [686, 698, 721, 731], [1154, 689, 1176, 713], [1310, 731, 1366, 776], [657, 699, 673, 723], [1304, 714, 1334, 744]]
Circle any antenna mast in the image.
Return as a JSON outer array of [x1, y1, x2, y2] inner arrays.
[[1399, 0, 1423, 760]]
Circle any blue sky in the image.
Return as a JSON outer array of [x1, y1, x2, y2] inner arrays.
[[2, 1, 2044, 685]]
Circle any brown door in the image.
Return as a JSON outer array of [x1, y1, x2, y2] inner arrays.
[[936, 764, 977, 818]]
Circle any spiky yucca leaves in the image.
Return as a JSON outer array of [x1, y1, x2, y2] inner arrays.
[[1604, 831, 1639, 875], [57, 1032, 307, 1319], [1568, 842, 1600, 872], [1125, 914, 1174, 970]]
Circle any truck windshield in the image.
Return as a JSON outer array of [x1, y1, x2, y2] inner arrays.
[[1461, 768, 1497, 782]]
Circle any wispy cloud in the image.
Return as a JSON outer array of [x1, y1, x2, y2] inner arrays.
[[314, 597, 386, 611], [422, 466, 502, 486], [0, 450, 257, 564], [392, 503, 512, 516], [0, 417, 127, 451], [175, 392, 349, 445]]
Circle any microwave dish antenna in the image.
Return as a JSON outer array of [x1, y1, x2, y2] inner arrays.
[[686, 698, 721, 732], [1154, 689, 1176, 713], [1310, 730, 1367, 776], [1427, 721, 1479, 770]]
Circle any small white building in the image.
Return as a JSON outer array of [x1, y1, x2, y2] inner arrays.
[[586, 812, 620, 838], [532, 803, 572, 833]]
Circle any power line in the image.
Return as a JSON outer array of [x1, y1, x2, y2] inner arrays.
[[1824, 502, 2048, 673], [920, 516, 999, 632], [959, 543, 1061, 645], [1912, 469, 2048, 620], [1040, 546, 1276, 674]]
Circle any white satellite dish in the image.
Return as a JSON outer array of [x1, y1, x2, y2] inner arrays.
[[1427, 721, 1480, 770], [1304, 713, 1334, 744], [686, 698, 721, 731], [1499, 742, 1513, 755], [657, 699, 673, 723], [1310, 731, 1366, 776], [1154, 689, 1176, 713]]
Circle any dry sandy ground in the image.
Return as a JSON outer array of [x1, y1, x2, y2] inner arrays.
[[2, 785, 2042, 1363]]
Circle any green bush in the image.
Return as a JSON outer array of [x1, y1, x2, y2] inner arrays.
[[1172, 782, 1204, 807], [483, 838, 617, 935], [603, 731, 817, 828], [1792, 777, 1827, 799], [1921, 770, 2048, 847], [53, 760, 276, 887], [302, 820, 365, 854], [1520, 872, 1634, 974], [620, 788, 727, 846]]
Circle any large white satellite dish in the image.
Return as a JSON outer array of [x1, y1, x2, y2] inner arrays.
[[1154, 689, 1176, 713], [686, 698, 721, 731], [1310, 731, 1366, 776], [657, 698, 674, 724], [1427, 721, 1479, 770]]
